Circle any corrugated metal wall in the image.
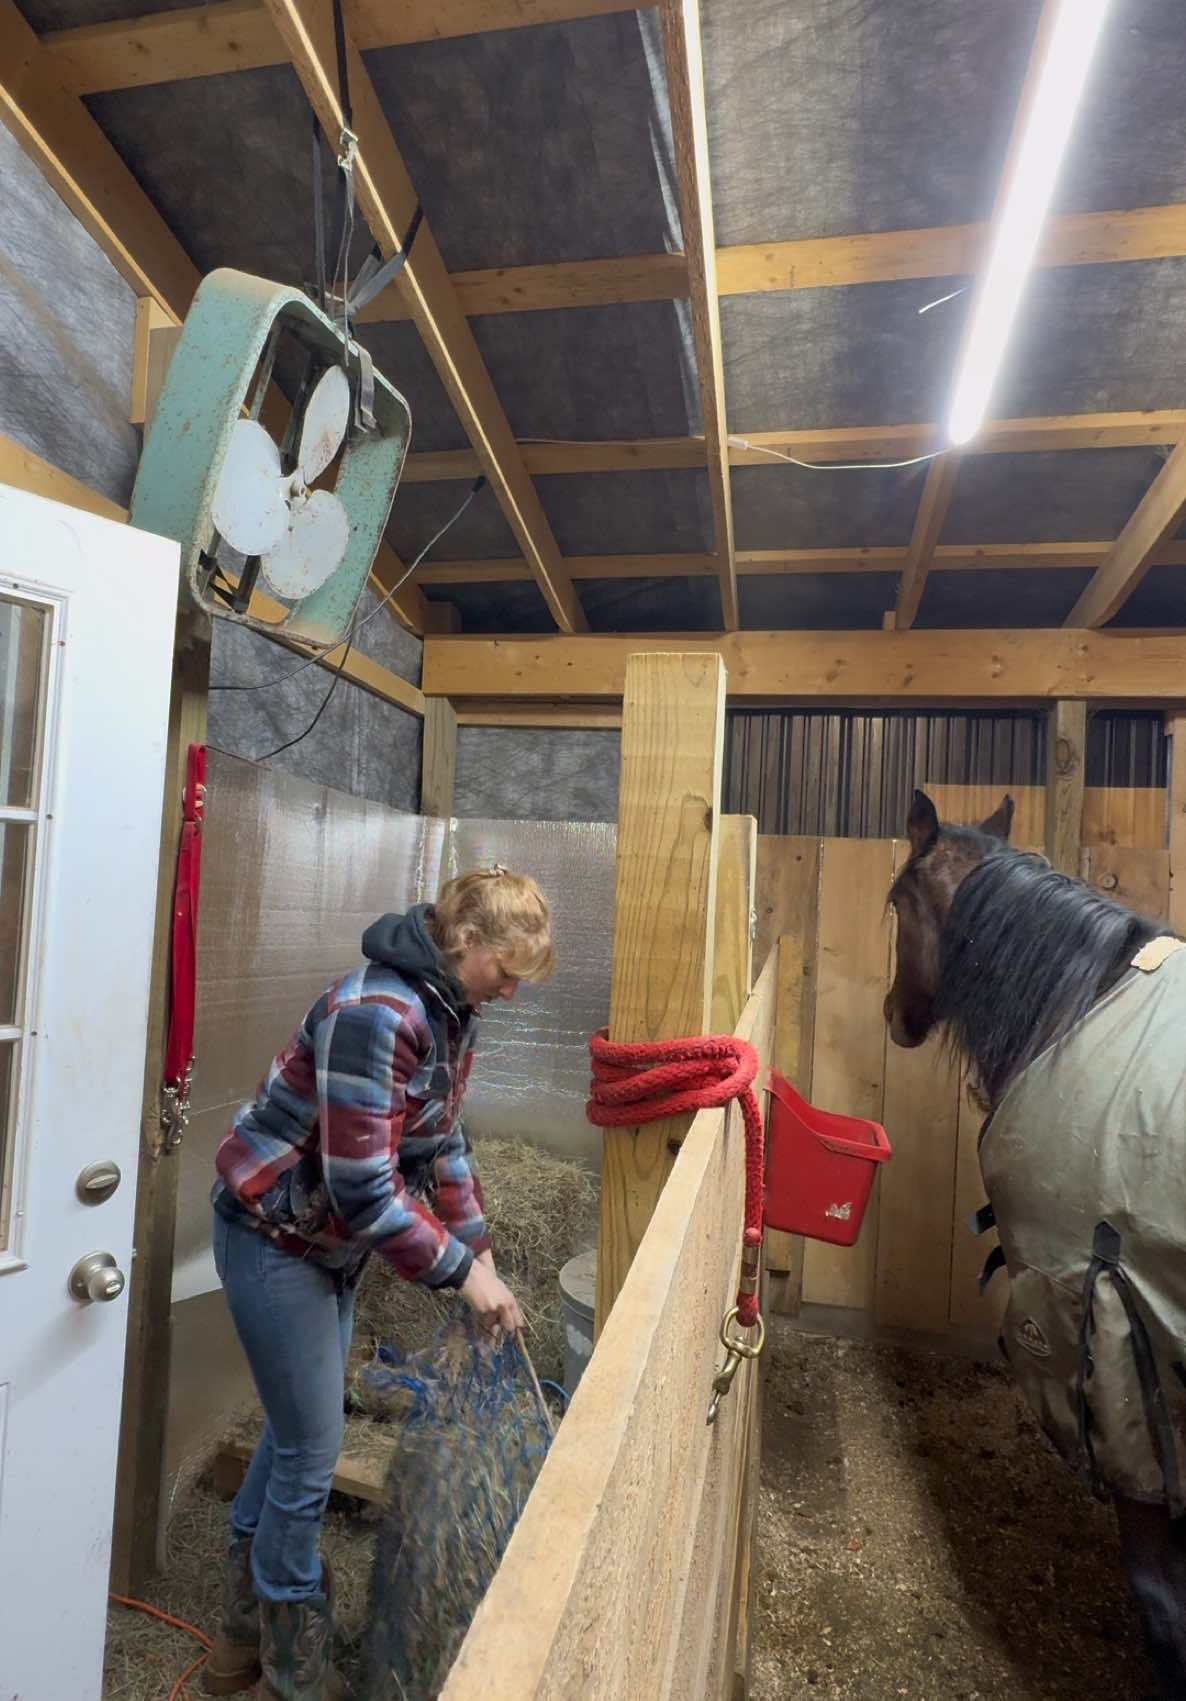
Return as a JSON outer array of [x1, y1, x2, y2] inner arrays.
[[723, 709, 1166, 837]]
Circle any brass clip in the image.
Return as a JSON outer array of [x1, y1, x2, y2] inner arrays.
[[706, 1306, 765, 1425]]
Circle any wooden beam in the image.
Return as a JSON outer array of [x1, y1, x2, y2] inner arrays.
[[891, 454, 961, 629], [414, 539, 1186, 587], [1067, 439, 1186, 628], [0, 0, 197, 318], [130, 298, 182, 427], [1044, 700, 1087, 875], [0, 430, 125, 521], [260, 0, 586, 635], [402, 411, 1186, 485], [657, 0, 736, 630], [363, 204, 1186, 322], [455, 701, 622, 729], [424, 629, 1186, 706], [595, 652, 726, 1333], [1168, 716, 1186, 936], [112, 602, 211, 1591], [420, 697, 458, 817], [43, 0, 641, 93]]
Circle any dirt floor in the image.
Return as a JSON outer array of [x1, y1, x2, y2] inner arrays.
[[751, 1322, 1156, 1701]]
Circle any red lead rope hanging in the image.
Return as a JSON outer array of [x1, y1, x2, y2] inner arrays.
[[586, 1030, 766, 1337], [161, 743, 206, 1149]]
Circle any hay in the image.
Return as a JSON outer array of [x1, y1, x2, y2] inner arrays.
[[352, 1137, 597, 1386], [360, 1313, 553, 1701]]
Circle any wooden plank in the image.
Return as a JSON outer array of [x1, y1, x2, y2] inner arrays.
[[801, 838, 895, 1312], [595, 653, 725, 1333], [711, 817, 757, 1034], [111, 605, 211, 1592], [892, 454, 961, 629], [1044, 700, 1087, 875], [0, 0, 197, 318], [924, 783, 1044, 849], [422, 629, 1186, 706], [0, 430, 125, 521], [948, 1074, 1007, 1335], [1068, 439, 1186, 628], [130, 297, 178, 427], [1170, 717, 1186, 934], [875, 843, 961, 1333], [420, 698, 458, 818], [360, 206, 1186, 323], [262, 0, 586, 635], [1080, 844, 1171, 921], [456, 702, 623, 729], [44, 0, 641, 93], [441, 955, 777, 1701], [214, 1434, 390, 1505], [406, 420, 1186, 484], [412, 538, 1186, 584], [657, 0, 736, 631], [1083, 786, 1167, 849], [753, 835, 820, 1299]]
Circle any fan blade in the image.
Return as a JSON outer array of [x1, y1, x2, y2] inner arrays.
[[259, 490, 350, 600], [298, 365, 352, 485], [212, 419, 288, 556]]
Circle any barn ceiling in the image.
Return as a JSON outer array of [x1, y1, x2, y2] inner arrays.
[[8, 0, 1186, 639]]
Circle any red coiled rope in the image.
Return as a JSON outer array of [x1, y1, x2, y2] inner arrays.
[[586, 1032, 765, 1327]]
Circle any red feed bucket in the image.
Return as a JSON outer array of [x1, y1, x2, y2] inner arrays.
[[764, 1069, 892, 1246]]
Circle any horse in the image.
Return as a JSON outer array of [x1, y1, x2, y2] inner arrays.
[[884, 788, 1186, 1696]]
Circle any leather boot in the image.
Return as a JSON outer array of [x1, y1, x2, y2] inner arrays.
[[257, 1593, 347, 1701], [202, 1533, 261, 1695]]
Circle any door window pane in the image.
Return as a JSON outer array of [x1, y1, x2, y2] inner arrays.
[[0, 826, 29, 1028], [0, 599, 46, 809]]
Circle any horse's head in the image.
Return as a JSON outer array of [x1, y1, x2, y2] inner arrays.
[[883, 789, 1014, 1049]]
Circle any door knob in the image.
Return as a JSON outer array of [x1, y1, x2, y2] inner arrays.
[[68, 1250, 126, 1304]]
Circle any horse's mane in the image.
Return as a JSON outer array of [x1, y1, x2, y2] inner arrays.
[[937, 845, 1163, 1106]]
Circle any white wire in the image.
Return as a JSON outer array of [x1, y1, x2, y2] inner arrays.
[[727, 436, 946, 473]]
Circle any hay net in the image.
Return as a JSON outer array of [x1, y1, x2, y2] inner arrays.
[[360, 1306, 553, 1701]]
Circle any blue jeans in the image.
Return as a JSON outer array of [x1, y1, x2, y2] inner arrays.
[[212, 1213, 356, 1603]]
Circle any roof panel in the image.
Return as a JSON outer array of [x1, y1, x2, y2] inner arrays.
[[423, 580, 555, 634], [1107, 566, 1186, 629], [721, 281, 965, 433], [535, 468, 714, 555], [914, 568, 1088, 628], [739, 572, 894, 631], [945, 450, 1163, 545], [732, 462, 926, 551], [387, 479, 520, 563], [578, 575, 722, 632], [470, 301, 701, 441], [364, 11, 681, 271], [703, 0, 1042, 246]]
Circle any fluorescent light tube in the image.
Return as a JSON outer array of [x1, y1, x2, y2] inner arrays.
[[947, 0, 1113, 446]]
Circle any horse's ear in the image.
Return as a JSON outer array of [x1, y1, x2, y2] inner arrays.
[[907, 789, 940, 857], [979, 794, 1014, 842]]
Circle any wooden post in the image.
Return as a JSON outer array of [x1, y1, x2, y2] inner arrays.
[[1168, 715, 1186, 936], [111, 602, 211, 1590], [711, 816, 757, 1032], [1044, 699, 1086, 874], [594, 652, 726, 1335], [130, 297, 182, 430], [420, 696, 457, 817]]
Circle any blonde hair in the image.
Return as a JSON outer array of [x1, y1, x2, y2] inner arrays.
[[429, 867, 554, 982]]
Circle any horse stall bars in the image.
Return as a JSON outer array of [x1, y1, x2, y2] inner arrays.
[[440, 949, 778, 1701]]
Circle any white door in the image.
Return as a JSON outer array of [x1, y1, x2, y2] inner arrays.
[[0, 484, 178, 1699]]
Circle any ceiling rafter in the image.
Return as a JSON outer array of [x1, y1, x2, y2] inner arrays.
[[657, 0, 736, 629], [891, 0, 1060, 631], [41, 0, 640, 95], [1067, 440, 1186, 628], [260, 0, 586, 634], [410, 539, 1186, 587], [401, 410, 1186, 484]]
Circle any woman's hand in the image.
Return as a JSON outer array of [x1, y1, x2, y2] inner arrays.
[[460, 1257, 524, 1333]]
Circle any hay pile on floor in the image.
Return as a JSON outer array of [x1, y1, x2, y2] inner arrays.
[[360, 1312, 553, 1701], [352, 1136, 596, 1387]]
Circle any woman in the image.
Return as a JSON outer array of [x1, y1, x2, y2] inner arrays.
[[203, 867, 553, 1700]]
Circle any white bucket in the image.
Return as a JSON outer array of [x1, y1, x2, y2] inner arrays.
[[558, 1248, 597, 1397]]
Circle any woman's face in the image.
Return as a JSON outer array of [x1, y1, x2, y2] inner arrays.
[[455, 938, 521, 1007]]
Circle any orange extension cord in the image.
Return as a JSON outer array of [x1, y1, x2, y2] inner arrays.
[[108, 1592, 211, 1701]]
